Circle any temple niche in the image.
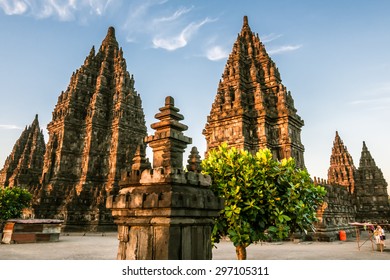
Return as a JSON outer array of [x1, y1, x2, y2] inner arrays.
[[31, 27, 147, 231], [203, 16, 305, 168], [0, 114, 45, 188]]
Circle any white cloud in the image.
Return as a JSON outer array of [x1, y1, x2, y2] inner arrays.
[[88, 0, 112, 15], [350, 97, 390, 107], [0, 124, 22, 130], [206, 46, 229, 61], [123, 0, 169, 42], [261, 33, 282, 43], [351, 83, 390, 107], [153, 18, 213, 51], [37, 0, 77, 21], [0, 0, 110, 21], [154, 6, 193, 23], [268, 44, 302, 55], [0, 0, 28, 15]]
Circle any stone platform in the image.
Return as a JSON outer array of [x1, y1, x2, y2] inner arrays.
[[1, 219, 63, 244]]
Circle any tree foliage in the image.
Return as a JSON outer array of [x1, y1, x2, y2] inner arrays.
[[0, 186, 32, 221], [201, 143, 326, 259]]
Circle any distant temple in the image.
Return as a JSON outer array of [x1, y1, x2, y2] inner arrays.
[[1, 17, 389, 235], [327, 131, 356, 193], [0, 115, 45, 188], [355, 141, 390, 222]]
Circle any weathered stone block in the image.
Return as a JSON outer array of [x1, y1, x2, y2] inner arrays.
[[144, 193, 159, 208]]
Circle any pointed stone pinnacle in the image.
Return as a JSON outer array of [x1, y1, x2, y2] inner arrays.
[[107, 26, 115, 38], [243, 15, 249, 26]]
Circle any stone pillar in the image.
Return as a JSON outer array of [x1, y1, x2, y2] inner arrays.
[[106, 96, 223, 260]]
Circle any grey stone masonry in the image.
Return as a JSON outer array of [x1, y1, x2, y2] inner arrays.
[[107, 96, 223, 260]]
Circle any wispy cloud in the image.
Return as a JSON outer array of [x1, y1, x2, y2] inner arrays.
[[123, 1, 217, 51], [153, 17, 214, 51], [153, 6, 193, 23], [0, 0, 28, 15], [123, 0, 187, 43], [0, 124, 23, 130], [206, 46, 229, 61], [261, 33, 283, 43], [0, 0, 111, 21], [268, 44, 302, 55], [350, 83, 390, 111]]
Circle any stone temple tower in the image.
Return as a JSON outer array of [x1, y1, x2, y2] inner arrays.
[[355, 141, 390, 222], [34, 27, 147, 231], [0, 114, 45, 188], [327, 131, 356, 194], [203, 16, 305, 168]]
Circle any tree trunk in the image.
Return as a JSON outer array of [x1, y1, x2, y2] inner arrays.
[[236, 244, 247, 260]]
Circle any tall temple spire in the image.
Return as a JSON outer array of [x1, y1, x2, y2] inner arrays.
[[203, 15, 305, 168], [355, 141, 390, 221], [35, 26, 147, 231], [100, 26, 118, 51], [327, 131, 356, 193], [0, 115, 45, 188]]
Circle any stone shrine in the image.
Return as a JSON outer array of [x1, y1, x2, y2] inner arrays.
[[327, 131, 356, 193], [355, 141, 390, 222], [0, 114, 45, 188], [107, 96, 223, 259], [203, 16, 305, 168], [31, 27, 147, 231]]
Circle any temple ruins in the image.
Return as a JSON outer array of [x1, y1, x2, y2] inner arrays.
[[0, 17, 389, 239]]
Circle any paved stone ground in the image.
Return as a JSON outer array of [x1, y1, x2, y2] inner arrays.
[[0, 231, 389, 260]]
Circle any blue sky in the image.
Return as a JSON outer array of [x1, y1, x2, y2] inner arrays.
[[0, 0, 390, 192]]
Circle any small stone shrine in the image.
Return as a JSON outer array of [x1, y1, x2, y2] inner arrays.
[[355, 141, 390, 222], [107, 96, 223, 260]]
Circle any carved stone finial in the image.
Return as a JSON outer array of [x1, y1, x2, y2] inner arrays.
[[165, 96, 174, 106], [107, 26, 115, 38], [243, 15, 249, 26], [145, 96, 192, 170], [187, 146, 202, 173]]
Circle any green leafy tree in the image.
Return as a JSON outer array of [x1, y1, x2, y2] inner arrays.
[[0, 186, 32, 221], [201, 143, 326, 260]]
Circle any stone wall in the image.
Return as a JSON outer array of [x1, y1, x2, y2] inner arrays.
[[312, 178, 356, 241]]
